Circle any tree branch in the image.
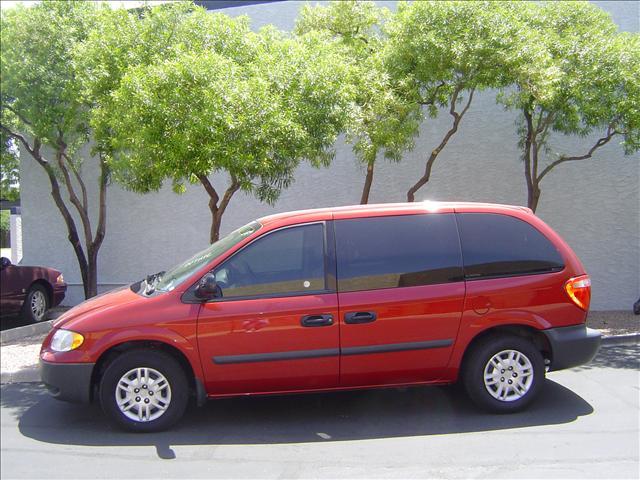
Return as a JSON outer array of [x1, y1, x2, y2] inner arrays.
[[458, 87, 474, 118], [418, 81, 447, 106], [92, 154, 108, 251], [55, 135, 92, 245], [0, 104, 33, 127], [1, 124, 90, 291], [537, 126, 618, 182], [197, 174, 220, 205], [216, 175, 241, 221], [0, 125, 42, 162], [62, 151, 88, 212], [407, 86, 474, 201]]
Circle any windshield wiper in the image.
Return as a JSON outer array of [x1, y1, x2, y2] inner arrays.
[[143, 270, 165, 295]]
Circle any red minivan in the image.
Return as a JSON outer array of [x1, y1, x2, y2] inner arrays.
[[40, 202, 600, 432]]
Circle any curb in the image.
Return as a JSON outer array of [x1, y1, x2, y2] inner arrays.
[[601, 333, 639, 346], [0, 319, 54, 345]]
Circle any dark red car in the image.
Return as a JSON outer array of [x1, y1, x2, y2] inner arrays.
[[40, 202, 600, 432], [1, 257, 67, 323]]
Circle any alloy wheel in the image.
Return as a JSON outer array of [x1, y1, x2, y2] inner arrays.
[[115, 367, 172, 422], [483, 349, 534, 402]]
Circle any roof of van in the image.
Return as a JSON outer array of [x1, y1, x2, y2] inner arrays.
[[258, 201, 533, 227]]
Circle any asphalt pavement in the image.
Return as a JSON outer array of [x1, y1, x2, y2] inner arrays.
[[1, 344, 638, 479]]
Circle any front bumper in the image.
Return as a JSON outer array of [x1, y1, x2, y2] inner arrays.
[[52, 285, 67, 307], [40, 360, 94, 403], [543, 324, 601, 372]]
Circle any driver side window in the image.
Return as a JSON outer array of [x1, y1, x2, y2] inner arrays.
[[213, 223, 326, 299]]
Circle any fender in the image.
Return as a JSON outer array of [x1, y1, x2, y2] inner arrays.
[[41, 325, 206, 384]]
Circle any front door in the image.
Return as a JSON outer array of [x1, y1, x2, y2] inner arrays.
[[334, 213, 465, 387], [197, 222, 339, 395]]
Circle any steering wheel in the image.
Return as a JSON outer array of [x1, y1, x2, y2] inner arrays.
[[227, 258, 258, 286]]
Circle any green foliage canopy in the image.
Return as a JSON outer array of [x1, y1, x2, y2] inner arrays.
[[0, 0, 100, 156], [296, 0, 420, 203], [0, 135, 19, 201], [102, 8, 354, 241], [0, 0, 108, 298]]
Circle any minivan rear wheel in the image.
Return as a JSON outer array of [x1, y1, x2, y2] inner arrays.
[[99, 349, 189, 432], [462, 335, 544, 413]]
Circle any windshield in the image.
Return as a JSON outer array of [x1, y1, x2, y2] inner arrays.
[[152, 221, 261, 293]]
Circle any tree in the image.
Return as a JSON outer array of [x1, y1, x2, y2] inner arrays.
[[385, 1, 527, 202], [295, 0, 419, 204], [0, 1, 107, 298], [106, 15, 353, 242], [501, 2, 640, 211]]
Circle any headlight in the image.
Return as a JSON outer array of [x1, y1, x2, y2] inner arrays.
[[55, 274, 65, 285], [50, 329, 84, 352]]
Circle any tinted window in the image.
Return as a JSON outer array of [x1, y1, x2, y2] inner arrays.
[[213, 223, 325, 298], [335, 214, 463, 292], [457, 213, 564, 279], [155, 221, 261, 293]]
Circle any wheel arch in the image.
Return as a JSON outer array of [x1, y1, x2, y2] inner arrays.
[[27, 279, 53, 305], [459, 324, 551, 376], [90, 340, 202, 404]]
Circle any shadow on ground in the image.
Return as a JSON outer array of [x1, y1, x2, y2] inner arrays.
[[0, 314, 33, 331], [1, 307, 64, 332], [5, 344, 634, 459], [572, 344, 639, 371], [2, 378, 593, 460]]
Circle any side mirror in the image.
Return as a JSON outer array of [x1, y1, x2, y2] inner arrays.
[[195, 272, 222, 300], [0, 257, 11, 269]]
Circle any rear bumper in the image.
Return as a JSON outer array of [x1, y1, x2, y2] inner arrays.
[[40, 359, 94, 403], [543, 324, 601, 371]]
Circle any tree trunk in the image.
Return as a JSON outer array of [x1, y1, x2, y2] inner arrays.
[[1, 128, 108, 300], [530, 188, 541, 212], [527, 182, 541, 212], [208, 198, 222, 244], [199, 174, 241, 244], [360, 162, 375, 204], [56, 142, 108, 300], [86, 247, 99, 299]]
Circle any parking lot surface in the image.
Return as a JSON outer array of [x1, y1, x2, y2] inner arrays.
[[1, 344, 638, 479]]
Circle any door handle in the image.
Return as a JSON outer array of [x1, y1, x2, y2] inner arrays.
[[344, 311, 377, 324], [301, 314, 334, 327]]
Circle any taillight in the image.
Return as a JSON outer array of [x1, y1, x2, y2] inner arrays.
[[564, 275, 591, 311]]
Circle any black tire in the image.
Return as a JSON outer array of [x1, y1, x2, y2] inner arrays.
[[21, 283, 49, 323], [462, 335, 545, 413], [99, 349, 189, 432]]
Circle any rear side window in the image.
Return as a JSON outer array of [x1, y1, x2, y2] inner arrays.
[[335, 214, 463, 292], [457, 213, 564, 279]]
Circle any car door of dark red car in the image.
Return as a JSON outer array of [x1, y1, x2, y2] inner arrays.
[[0, 264, 29, 313]]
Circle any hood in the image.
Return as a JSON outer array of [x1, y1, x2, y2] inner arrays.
[[54, 286, 142, 331]]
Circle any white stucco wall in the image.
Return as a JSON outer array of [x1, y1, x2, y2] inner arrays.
[[19, 0, 640, 310]]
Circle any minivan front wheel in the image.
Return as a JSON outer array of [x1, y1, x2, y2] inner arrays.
[[99, 350, 189, 432], [462, 335, 544, 413]]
